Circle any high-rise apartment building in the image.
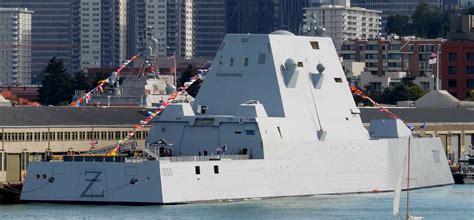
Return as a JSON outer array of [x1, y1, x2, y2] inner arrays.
[[183, 0, 194, 59], [0, 8, 33, 86], [76, 0, 127, 69], [193, 0, 225, 58], [127, 0, 192, 59], [126, 0, 145, 58], [0, 0, 127, 83], [225, 0, 279, 34], [225, 0, 309, 35], [304, 5, 381, 50], [0, 1, 77, 84]]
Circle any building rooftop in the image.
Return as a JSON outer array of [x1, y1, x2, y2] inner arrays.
[[305, 5, 381, 13], [0, 107, 147, 127], [0, 106, 472, 127], [360, 107, 474, 123]]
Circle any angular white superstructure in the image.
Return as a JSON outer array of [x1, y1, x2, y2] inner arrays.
[[21, 32, 453, 204]]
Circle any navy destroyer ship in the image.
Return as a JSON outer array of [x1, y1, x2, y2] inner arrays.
[[21, 31, 453, 204]]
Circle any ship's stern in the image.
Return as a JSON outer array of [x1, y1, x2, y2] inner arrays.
[[21, 159, 165, 204]]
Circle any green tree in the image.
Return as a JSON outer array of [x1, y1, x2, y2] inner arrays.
[[401, 75, 415, 86], [357, 77, 426, 105], [386, 15, 411, 36], [73, 71, 90, 91], [381, 84, 411, 104], [38, 57, 74, 105], [411, 2, 450, 38], [379, 83, 426, 105]]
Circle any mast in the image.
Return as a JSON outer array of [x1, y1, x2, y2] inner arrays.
[[406, 136, 411, 220]]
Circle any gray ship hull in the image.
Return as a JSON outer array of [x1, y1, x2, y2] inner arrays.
[[21, 138, 453, 204]]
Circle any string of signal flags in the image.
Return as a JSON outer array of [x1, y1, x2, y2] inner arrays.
[[67, 52, 202, 156]]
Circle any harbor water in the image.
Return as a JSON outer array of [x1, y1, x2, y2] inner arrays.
[[1, 185, 472, 220]]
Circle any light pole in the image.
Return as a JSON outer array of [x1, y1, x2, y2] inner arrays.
[[435, 43, 441, 91], [173, 50, 177, 88]]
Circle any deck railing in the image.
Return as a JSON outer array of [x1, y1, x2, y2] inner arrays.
[[48, 153, 250, 163]]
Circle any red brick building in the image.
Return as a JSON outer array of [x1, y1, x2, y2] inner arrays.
[[440, 41, 474, 100]]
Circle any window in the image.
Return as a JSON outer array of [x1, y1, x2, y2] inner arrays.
[[65, 132, 71, 140], [79, 132, 86, 140], [420, 82, 430, 90], [115, 131, 121, 139], [72, 132, 78, 140], [334, 78, 343, 83], [467, 53, 474, 61], [367, 45, 378, 50], [467, 79, 474, 88], [467, 66, 474, 74], [449, 53, 457, 61], [42, 132, 48, 140], [87, 131, 93, 140], [49, 132, 56, 141], [108, 131, 114, 140], [244, 58, 249, 66], [195, 166, 200, 175], [34, 132, 40, 141], [448, 66, 457, 75], [57, 132, 63, 140], [448, 79, 457, 88], [214, 165, 219, 174], [310, 41, 319, 49]]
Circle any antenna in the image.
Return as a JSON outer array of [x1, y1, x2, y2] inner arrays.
[[137, 26, 160, 80], [301, 13, 326, 37]]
